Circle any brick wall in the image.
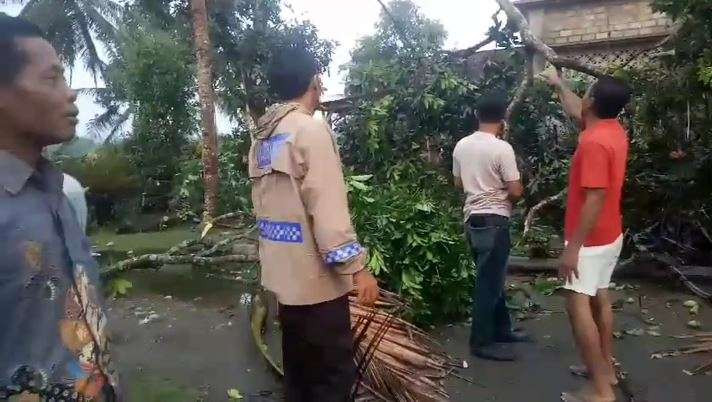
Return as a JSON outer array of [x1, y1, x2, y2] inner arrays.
[[519, 0, 672, 47]]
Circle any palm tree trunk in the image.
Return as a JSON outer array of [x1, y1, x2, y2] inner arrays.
[[191, 0, 220, 220]]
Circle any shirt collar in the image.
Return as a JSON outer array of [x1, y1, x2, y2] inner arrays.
[[0, 150, 63, 195]]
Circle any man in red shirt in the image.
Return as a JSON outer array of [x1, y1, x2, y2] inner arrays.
[[546, 71, 631, 402]]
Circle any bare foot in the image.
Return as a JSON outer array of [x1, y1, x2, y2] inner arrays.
[[569, 358, 619, 385], [568, 364, 618, 385]]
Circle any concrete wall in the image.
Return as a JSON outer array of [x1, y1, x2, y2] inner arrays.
[[518, 0, 671, 47]]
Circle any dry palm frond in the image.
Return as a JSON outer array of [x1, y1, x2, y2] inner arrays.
[[350, 290, 459, 402], [652, 332, 712, 375]]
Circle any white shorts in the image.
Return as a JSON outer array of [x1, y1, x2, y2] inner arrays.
[[563, 235, 623, 296]]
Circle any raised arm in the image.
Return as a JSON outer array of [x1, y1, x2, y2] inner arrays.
[[542, 68, 583, 124]]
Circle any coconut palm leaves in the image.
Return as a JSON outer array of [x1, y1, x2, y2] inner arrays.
[[350, 291, 457, 402], [20, 0, 121, 80]]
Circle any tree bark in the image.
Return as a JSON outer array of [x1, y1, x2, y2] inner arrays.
[[101, 253, 258, 279], [523, 188, 566, 237], [495, 0, 605, 78], [191, 0, 220, 220]]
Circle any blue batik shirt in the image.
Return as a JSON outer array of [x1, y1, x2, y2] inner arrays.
[[0, 151, 119, 401]]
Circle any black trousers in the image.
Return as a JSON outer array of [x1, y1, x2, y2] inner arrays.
[[279, 295, 356, 402], [466, 214, 513, 348]]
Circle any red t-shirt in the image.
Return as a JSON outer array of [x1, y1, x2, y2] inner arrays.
[[564, 119, 629, 246]]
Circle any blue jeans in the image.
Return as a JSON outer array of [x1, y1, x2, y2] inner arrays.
[[466, 214, 513, 348]]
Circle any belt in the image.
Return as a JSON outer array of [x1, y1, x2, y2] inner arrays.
[[467, 214, 509, 227]]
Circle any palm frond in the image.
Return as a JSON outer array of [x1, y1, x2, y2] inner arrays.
[[67, 0, 105, 82], [349, 291, 457, 402], [87, 105, 131, 143]]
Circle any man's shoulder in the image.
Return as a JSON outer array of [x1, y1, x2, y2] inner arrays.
[[291, 114, 331, 142]]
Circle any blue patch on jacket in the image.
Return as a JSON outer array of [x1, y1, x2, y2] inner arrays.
[[257, 134, 289, 169], [257, 219, 303, 243]]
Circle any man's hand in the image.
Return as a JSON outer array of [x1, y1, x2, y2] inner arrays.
[[354, 269, 379, 306], [558, 244, 580, 284]]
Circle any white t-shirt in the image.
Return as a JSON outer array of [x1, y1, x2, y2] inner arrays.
[[452, 131, 521, 220], [63, 174, 88, 233]]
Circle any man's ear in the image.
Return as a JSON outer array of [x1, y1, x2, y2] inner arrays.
[[311, 75, 323, 93]]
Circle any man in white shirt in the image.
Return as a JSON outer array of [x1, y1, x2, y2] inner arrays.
[[63, 173, 87, 232], [453, 96, 527, 361]]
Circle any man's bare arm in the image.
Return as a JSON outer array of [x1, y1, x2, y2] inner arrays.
[[542, 69, 583, 124], [567, 188, 606, 249], [505, 180, 524, 203]]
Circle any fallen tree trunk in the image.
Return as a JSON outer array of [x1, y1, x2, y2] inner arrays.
[[100, 253, 258, 279]]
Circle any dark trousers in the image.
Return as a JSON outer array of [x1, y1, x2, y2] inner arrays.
[[279, 295, 356, 402], [466, 214, 513, 348]]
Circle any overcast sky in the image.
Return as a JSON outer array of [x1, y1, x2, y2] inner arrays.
[[0, 0, 498, 137]]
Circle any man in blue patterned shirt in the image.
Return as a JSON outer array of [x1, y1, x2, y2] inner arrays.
[[0, 15, 120, 401]]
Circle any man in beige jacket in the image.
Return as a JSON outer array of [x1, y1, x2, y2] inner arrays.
[[249, 45, 379, 402]]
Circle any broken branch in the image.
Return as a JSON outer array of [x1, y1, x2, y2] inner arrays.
[[495, 0, 605, 78], [523, 188, 566, 237]]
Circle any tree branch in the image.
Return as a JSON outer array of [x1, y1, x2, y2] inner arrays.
[[503, 54, 533, 140], [523, 188, 566, 237], [447, 6, 501, 59], [447, 36, 495, 59], [496, 0, 605, 78], [100, 253, 258, 279]]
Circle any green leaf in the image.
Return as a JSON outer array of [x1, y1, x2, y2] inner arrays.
[[349, 174, 373, 182], [108, 278, 133, 299], [348, 181, 369, 191], [227, 388, 243, 399]]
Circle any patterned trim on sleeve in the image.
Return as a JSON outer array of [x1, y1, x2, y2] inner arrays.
[[257, 220, 304, 243], [324, 242, 363, 265]]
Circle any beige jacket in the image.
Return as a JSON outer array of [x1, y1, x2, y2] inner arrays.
[[249, 103, 365, 306]]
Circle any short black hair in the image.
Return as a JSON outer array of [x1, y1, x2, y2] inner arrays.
[[460, 106, 479, 134], [590, 76, 631, 119], [0, 14, 45, 87], [268, 45, 319, 101], [476, 95, 508, 124]]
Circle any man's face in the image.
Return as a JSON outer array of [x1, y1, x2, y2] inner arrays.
[[311, 75, 324, 108], [0, 37, 78, 147]]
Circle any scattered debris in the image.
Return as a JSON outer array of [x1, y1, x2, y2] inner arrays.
[[652, 332, 712, 375], [687, 320, 702, 329], [625, 297, 636, 304], [164, 295, 173, 300], [139, 313, 161, 325], [624, 328, 645, 337], [227, 388, 243, 399], [105, 242, 115, 247], [239, 293, 252, 305]]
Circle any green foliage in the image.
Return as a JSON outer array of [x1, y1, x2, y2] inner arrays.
[[57, 146, 140, 199], [21, 0, 120, 79], [173, 130, 252, 219], [208, 0, 335, 121], [107, 278, 133, 299], [347, 166, 473, 324], [109, 19, 198, 209]]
